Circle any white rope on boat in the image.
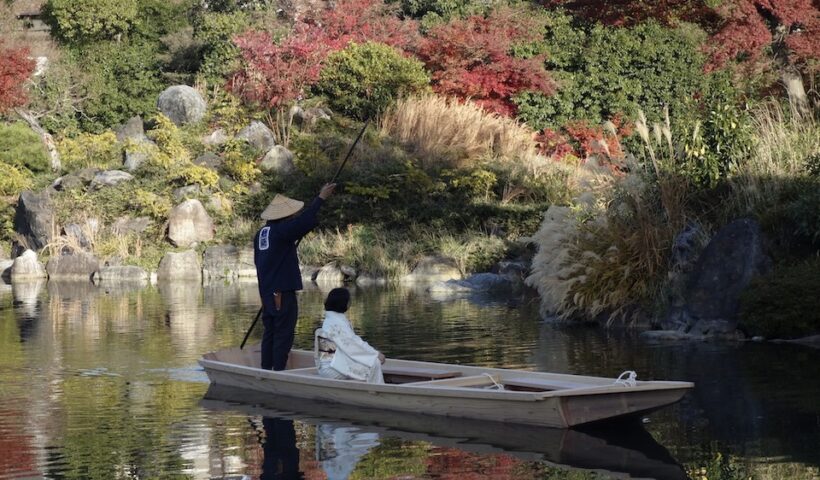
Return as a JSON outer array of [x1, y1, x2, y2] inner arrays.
[[483, 373, 505, 390], [614, 370, 638, 387]]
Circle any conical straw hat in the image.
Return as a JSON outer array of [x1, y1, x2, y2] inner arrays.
[[261, 194, 304, 220]]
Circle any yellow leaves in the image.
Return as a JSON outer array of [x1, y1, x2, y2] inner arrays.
[[57, 131, 121, 171]]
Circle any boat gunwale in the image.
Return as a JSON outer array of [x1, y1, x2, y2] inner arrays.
[[199, 351, 694, 401]]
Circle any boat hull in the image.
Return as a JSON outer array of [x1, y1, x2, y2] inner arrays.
[[199, 346, 692, 428]]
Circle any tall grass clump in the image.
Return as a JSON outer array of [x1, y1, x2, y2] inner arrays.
[[526, 112, 692, 324], [731, 97, 820, 218], [381, 95, 539, 168]]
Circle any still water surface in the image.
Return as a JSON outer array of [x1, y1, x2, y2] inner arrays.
[[0, 280, 818, 479]]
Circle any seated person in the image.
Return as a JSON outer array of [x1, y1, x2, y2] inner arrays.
[[316, 288, 385, 384]]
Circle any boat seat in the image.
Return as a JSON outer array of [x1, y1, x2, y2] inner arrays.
[[382, 366, 462, 384], [502, 377, 595, 392]]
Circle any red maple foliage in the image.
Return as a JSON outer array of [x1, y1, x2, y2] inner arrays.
[[707, 0, 820, 72], [541, 0, 720, 27], [0, 42, 35, 113], [229, 0, 419, 109], [302, 0, 420, 52], [417, 8, 555, 116], [229, 26, 327, 108], [535, 115, 631, 164]]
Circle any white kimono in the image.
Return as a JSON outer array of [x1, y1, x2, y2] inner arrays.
[[317, 311, 384, 384]]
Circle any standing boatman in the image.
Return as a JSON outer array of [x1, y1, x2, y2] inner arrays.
[[254, 183, 336, 370]]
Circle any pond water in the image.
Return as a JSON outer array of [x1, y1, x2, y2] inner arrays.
[[0, 280, 818, 480]]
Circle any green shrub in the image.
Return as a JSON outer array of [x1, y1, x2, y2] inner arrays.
[[515, 18, 713, 130], [43, 0, 138, 43], [740, 258, 820, 339], [0, 162, 34, 196], [193, 10, 248, 83], [57, 131, 122, 171], [25, 56, 87, 135], [0, 122, 50, 173], [74, 41, 164, 132], [314, 42, 430, 120]]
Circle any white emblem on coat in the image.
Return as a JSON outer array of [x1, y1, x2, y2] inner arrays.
[[259, 226, 270, 250]]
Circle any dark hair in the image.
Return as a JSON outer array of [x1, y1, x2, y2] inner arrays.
[[324, 288, 350, 313]]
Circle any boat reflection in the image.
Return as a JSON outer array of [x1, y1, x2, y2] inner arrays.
[[203, 384, 688, 480]]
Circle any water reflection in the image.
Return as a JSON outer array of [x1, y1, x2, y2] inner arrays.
[[261, 418, 303, 480], [0, 281, 819, 479], [203, 385, 689, 480]]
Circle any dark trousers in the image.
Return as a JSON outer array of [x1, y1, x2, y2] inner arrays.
[[261, 291, 298, 371]]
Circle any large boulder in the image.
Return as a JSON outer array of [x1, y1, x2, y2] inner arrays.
[[661, 218, 770, 337], [46, 252, 100, 281], [157, 85, 206, 125], [14, 190, 55, 250], [157, 250, 202, 282], [260, 145, 296, 174], [93, 265, 149, 285], [401, 255, 461, 284], [10, 250, 47, 281], [167, 199, 214, 247], [237, 121, 276, 151], [111, 216, 151, 235], [202, 245, 256, 281]]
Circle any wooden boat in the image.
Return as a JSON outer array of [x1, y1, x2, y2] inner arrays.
[[199, 344, 693, 428], [202, 384, 689, 480]]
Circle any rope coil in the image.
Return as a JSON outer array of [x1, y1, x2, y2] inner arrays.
[[614, 370, 638, 387]]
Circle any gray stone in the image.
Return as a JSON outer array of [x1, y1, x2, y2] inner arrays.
[[157, 85, 206, 125], [314, 263, 345, 286], [401, 255, 461, 284], [294, 106, 331, 127], [46, 252, 100, 280], [157, 250, 202, 282], [237, 121, 276, 151], [91, 170, 134, 188], [202, 129, 229, 147], [115, 116, 149, 143], [662, 218, 770, 335], [14, 190, 55, 250], [194, 152, 223, 170], [52, 174, 86, 191], [111, 216, 151, 235], [260, 145, 295, 174], [167, 199, 214, 247], [76, 168, 100, 183], [173, 185, 201, 201], [63, 220, 99, 250], [93, 265, 149, 284], [10, 250, 47, 281]]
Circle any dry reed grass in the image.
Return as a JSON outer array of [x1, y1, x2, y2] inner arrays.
[[380, 95, 540, 169], [731, 96, 820, 215]]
